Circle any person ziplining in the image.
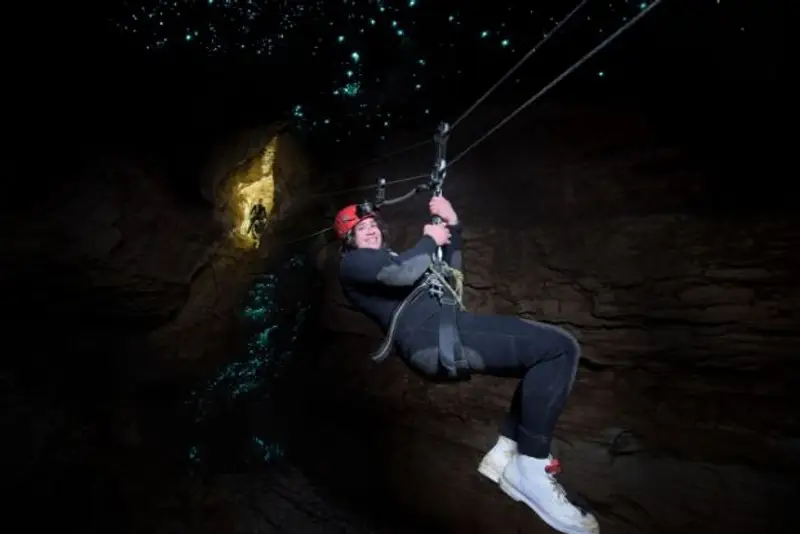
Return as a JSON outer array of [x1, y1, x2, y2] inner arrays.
[[320, 3, 665, 532], [334, 122, 598, 534]]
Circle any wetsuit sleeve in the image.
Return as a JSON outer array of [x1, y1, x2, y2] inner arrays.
[[340, 236, 438, 287], [442, 221, 463, 269]]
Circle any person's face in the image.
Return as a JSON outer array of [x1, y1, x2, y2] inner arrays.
[[353, 217, 382, 249]]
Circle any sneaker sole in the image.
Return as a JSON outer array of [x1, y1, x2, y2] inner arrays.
[[498, 476, 598, 534]]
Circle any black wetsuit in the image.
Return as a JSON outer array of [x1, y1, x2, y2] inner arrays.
[[339, 222, 581, 459]]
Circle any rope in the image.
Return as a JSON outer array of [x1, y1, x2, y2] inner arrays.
[[427, 263, 466, 310], [447, 0, 665, 168], [450, 0, 589, 131]]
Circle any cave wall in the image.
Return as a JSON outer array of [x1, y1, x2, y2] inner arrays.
[[4, 122, 311, 378], [138, 125, 313, 378], [2, 119, 368, 533], [5, 114, 427, 533], [5, 160, 219, 329], [201, 122, 286, 205], [303, 105, 800, 533]]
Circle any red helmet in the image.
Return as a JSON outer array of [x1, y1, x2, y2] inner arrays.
[[333, 204, 374, 240]]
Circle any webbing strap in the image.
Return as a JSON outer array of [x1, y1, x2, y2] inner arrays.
[[437, 293, 467, 378], [372, 262, 467, 378]]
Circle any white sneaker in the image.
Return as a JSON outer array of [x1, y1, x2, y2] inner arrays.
[[477, 436, 517, 483], [499, 455, 600, 534]]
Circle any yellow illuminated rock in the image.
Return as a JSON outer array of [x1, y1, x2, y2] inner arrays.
[[222, 137, 277, 248]]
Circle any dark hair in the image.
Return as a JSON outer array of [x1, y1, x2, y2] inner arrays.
[[340, 215, 390, 254]]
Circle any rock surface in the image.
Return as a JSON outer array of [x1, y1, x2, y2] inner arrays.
[[3, 124, 413, 533]]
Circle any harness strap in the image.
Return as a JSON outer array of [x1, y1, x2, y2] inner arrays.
[[372, 261, 468, 378], [371, 265, 467, 376], [437, 291, 468, 378]]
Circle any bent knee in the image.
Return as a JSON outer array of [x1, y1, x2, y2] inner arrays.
[[559, 327, 581, 365], [521, 319, 581, 365]]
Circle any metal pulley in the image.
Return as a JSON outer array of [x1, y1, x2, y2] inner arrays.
[[430, 121, 451, 223]]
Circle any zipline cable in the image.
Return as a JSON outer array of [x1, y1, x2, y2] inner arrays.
[[285, 172, 429, 243], [450, 0, 589, 131], [351, 138, 432, 168], [320, 0, 588, 180], [283, 225, 333, 245], [284, 172, 427, 243], [447, 0, 665, 168], [307, 172, 428, 200], [317, 139, 431, 187], [307, 0, 664, 201], [286, 0, 665, 241]]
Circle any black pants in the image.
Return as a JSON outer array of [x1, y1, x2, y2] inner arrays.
[[397, 311, 580, 458]]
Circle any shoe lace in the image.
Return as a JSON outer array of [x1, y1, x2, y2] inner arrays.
[[544, 458, 571, 504]]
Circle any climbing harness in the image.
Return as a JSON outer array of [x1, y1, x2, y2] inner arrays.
[[365, 122, 469, 379]]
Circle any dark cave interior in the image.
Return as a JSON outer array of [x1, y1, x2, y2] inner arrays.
[[2, 2, 795, 533]]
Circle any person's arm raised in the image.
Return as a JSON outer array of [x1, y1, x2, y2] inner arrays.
[[340, 235, 439, 287]]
